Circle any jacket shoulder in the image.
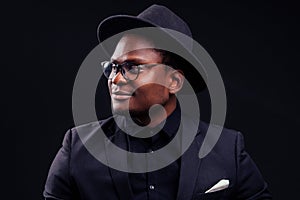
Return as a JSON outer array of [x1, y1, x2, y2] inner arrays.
[[197, 121, 241, 145]]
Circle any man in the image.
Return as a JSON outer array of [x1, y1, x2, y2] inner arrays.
[[44, 4, 272, 200]]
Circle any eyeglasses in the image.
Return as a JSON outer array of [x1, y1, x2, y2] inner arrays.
[[101, 61, 163, 81]]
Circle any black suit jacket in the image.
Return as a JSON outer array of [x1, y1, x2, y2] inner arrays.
[[44, 117, 271, 200]]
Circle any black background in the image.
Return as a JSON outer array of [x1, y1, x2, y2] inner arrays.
[[12, 0, 300, 199]]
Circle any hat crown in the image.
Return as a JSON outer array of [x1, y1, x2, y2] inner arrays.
[[137, 5, 192, 39], [97, 4, 206, 92]]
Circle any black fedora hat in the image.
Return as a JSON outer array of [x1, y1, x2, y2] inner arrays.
[[97, 4, 206, 93]]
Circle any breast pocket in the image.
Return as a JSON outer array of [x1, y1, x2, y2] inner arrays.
[[193, 187, 232, 200]]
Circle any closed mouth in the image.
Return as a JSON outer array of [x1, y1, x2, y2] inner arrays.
[[112, 91, 132, 95], [111, 91, 133, 100]]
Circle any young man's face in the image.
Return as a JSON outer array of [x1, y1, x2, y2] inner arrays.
[[108, 34, 175, 117]]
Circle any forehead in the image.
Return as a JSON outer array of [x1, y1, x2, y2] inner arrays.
[[111, 34, 162, 62]]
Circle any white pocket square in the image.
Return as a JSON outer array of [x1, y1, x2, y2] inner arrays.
[[205, 179, 230, 193]]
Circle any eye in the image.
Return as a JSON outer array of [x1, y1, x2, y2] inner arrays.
[[124, 63, 139, 74], [102, 62, 114, 78]]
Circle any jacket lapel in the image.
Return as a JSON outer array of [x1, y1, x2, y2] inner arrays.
[[176, 117, 205, 200], [104, 127, 133, 200], [176, 138, 202, 200]]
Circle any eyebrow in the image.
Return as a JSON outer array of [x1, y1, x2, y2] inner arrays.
[[110, 57, 149, 64]]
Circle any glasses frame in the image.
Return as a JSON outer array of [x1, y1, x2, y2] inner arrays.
[[101, 61, 165, 81]]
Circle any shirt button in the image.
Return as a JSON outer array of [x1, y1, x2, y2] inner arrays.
[[149, 185, 155, 190], [148, 149, 154, 153]]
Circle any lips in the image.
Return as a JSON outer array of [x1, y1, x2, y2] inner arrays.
[[111, 91, 133, 100]]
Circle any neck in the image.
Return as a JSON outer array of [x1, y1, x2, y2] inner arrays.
[[131, 95, 177, 128]]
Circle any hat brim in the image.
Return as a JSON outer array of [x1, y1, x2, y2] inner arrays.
[[97, 15, 206, 93]]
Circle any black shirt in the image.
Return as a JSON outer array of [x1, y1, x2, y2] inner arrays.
[[114, 106, 181, 200]]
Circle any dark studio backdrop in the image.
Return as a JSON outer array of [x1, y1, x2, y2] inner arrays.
[[13, 0, 299, 199]]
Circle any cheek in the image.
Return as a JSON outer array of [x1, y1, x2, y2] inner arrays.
[[140, 73, 169, 87], [134, 72, 170, 92], [135, 84, 169, 103]]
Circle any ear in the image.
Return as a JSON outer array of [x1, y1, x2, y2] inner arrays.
[[168, 70, 185, 94]]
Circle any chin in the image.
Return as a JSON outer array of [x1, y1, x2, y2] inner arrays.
[[111, 105, 132, 115], [112, 107, 127, 115], [112, 105, 147, 117]]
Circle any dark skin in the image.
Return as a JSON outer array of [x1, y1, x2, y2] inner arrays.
[[109, 33, 185, 127]]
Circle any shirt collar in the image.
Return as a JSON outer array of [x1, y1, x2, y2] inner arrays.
[[160, 102, 181, 138], [113, 103, 181, 139]]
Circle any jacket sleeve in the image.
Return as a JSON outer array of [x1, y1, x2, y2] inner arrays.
[[43, 130, 78, 200], [235, 132, 272, 199]]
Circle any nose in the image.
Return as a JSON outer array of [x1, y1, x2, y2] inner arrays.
[[111, 71, 127, 85]]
